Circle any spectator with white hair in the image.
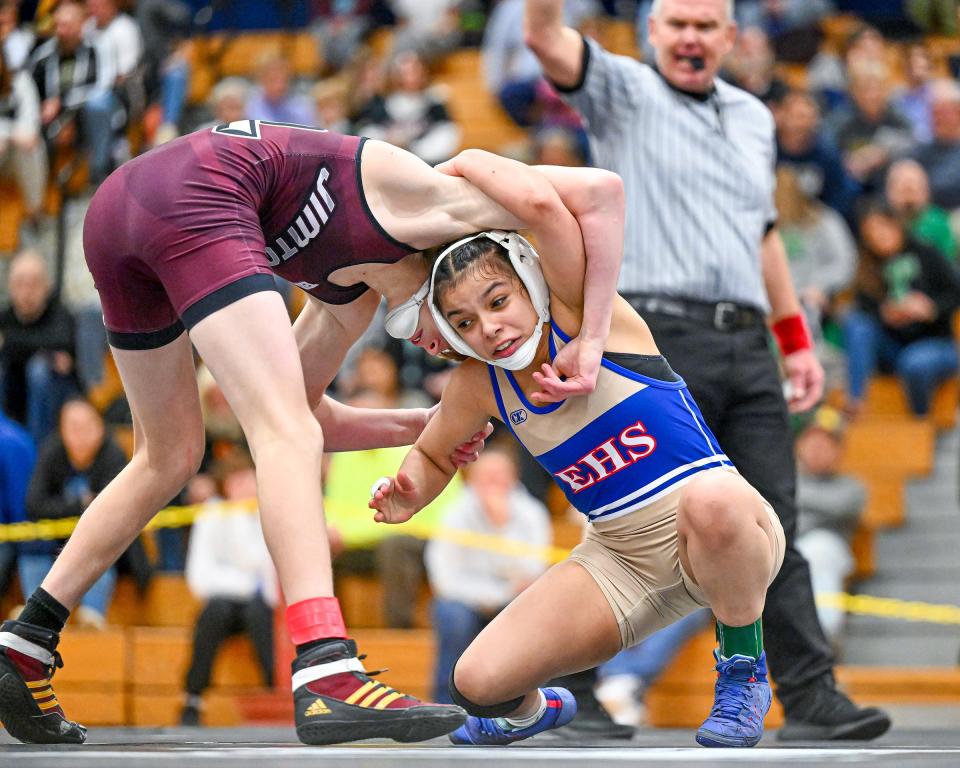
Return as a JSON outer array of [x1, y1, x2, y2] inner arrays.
[[0, 251, 78, 444], [246, 51, 315, 127], [204, 77, 250, 129], [826, 59, 915, 193], [912, 79, 960, 210]]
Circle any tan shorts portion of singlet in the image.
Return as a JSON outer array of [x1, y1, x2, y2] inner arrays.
[[567, 467, 785, 650]]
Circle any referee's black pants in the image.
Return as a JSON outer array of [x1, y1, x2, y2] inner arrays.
[[639, 310, 835, 703]]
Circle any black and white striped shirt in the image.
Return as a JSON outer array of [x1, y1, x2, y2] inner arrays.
[[561, 37, 778, 312], [29, 37, 109, 112]]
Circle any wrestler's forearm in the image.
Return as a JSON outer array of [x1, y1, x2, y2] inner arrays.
[[314, 396, 428, 451], [534, 165, 625, 345]]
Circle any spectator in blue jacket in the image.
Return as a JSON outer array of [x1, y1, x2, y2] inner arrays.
[[0, 411, 35, 602]]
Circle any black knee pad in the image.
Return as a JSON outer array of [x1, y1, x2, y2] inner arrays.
[[448, 663, 524, 718]]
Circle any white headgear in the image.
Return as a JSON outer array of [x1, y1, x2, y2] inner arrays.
[[428, 231, 550, 371]]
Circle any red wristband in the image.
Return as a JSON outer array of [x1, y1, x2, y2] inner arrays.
[[286, 597, 347, 645], [771, 313, 813, 356]]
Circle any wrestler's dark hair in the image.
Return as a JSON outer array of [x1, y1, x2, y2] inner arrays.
[[428, 238, 522, 314]]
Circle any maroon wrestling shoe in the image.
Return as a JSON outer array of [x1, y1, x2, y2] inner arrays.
[[0, 620, 87, 744], [292, 638, 465, 744]]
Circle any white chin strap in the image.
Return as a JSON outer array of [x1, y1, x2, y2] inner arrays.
[[428, 231, 550, 371]]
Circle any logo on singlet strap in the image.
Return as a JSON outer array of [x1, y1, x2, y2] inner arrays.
[[265, 167, 336, 268], [510, 409, 528, 425]]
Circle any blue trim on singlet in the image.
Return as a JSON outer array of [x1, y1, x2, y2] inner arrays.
[[488, 365, 520, 441], [587, 454, 734, 522], [503, 327, 564, 414], [551, 318, 688, 390]]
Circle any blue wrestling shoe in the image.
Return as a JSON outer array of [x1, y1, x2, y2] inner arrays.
[[695, 650, 771, 748], [449, 687, 577, 745]]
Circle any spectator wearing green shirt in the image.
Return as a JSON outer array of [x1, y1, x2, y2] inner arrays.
[[886, 158, 958, 263]]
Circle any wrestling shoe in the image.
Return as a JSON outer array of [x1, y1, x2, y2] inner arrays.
[[695, 650, 771, 748], [449, 687, 577, 745], [778, 679, 890, 741], [0, 620, 87, 744], [293, 638, 465, 744]]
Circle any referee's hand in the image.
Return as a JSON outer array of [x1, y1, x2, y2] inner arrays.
[[782, 348, 824, 413]]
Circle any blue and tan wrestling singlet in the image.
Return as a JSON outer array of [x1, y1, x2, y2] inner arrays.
[[489, 323, 733, 523]]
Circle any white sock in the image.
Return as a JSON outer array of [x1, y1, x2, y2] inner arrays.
[[500, 689, 547, 731]]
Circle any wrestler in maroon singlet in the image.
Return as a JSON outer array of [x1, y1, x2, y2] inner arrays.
[[84, 120, 416, 349]]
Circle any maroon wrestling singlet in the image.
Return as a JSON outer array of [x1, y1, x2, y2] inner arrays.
[[83, 120, 416, 348]]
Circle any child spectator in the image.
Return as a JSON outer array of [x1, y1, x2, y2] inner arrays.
[[180, 450, 277, 726]]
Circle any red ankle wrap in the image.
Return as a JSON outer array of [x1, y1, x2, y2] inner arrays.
[[286, 597, 347, 645]]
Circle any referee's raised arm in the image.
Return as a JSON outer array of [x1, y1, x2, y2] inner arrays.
[[523, 0, 585, 89]]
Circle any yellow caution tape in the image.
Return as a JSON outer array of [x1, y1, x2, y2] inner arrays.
[[5, 500, 960, 625]]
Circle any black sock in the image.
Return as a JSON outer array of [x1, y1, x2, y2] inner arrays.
[[19, 588, 70, 633]]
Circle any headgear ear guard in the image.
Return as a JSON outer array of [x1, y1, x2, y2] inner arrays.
[[428, 231, 550, 370], [383, 277, 429, 340]]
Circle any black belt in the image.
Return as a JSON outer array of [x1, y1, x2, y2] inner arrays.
[[624, 294, 765, 332]]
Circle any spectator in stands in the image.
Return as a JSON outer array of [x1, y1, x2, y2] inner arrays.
[[19, 398, 126, 629], [827, 60, 915, 194], [723, 26, 787, 105], [776, 166, 857, 386], [0, 44, 48, 240], [84, 0, 143, 86], [775, 89, 860, 225], [324, 389, 462, 629], [180, 449, 277, 726], [346, 345, 433, 409], [312, 76, 350, 133], [886, 158, 957, 263], [387, 0, 462, 63], [912, 79, 960, 210], [310, 0, 376, 74], [0, 410, 35, 605], [794, 406, 864, 644], [807, 23, 886, 114], [482, 0, 597, 128], [29, 0, 121, 183], [0, 251, 78, 444], [135, 0, 191, 146], [0, 0, 34, 72], [842, 199, 960, 417], [204, 77, 249, 130], [380, 49, 459, 167], [84, 0, 144, 157], [893, 41, 936, 145], [346, 48, 389, 137], [425, 445, 550, 704], [246, 50, 316, 127]]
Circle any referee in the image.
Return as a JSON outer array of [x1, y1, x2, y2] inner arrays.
[[526, 0, 891, 741]]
